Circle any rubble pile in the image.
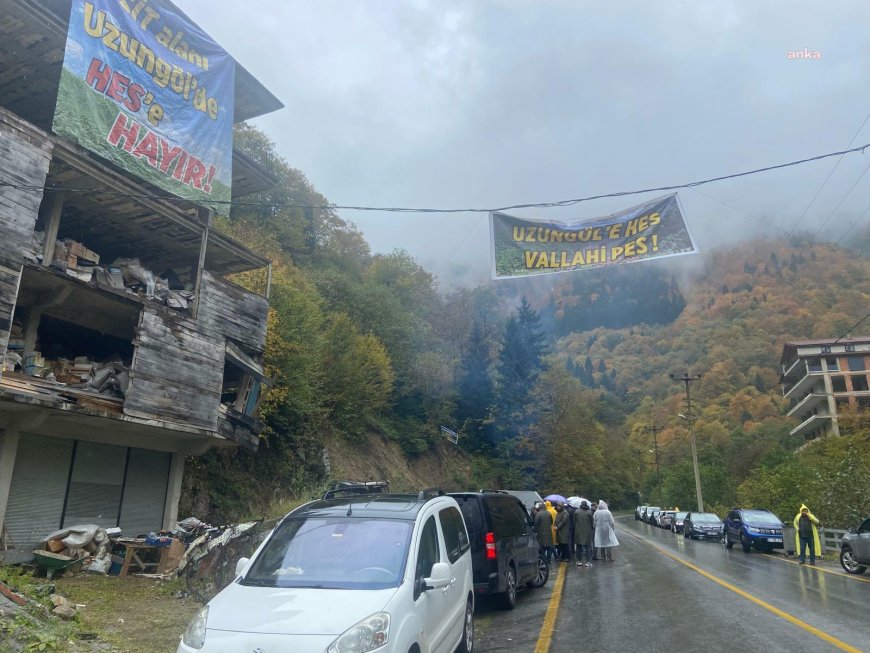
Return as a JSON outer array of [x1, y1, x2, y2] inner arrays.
[[26, 233, 195, 310]]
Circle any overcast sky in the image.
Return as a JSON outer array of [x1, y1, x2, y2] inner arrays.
[[181, 1, 870, 286]]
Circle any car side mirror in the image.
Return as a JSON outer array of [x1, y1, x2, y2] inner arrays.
[[423, 562, 452, 590], [235, 557, 250, 577]]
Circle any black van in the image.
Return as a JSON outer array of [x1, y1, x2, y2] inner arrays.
[[449, 491, 548, 609]]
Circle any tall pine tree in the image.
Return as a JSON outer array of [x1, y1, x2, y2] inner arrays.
[[455, 321, 496, 449], [495, 297, 547, 440]]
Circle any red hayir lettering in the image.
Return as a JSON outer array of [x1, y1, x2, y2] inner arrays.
[[106, 112, 140, 152], [131, 131, 159, 167], [182, 156, 207, 189], [158, 139, 184, 174]]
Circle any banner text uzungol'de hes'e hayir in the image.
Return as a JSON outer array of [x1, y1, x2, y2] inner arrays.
[[489, 194, 698, 279], [53, 0, 235, 214]]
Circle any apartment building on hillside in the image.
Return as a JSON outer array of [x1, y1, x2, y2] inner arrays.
[[0, 0, 282, 560], [780, 337, 870, 441]]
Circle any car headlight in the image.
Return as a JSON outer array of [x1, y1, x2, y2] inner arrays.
[[746, 526, 759, 534], [182, 606, 208, 649], [328, 612, 390, 653]]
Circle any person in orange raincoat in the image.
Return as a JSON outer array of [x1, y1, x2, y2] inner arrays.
[[793, 504, 821, 565]]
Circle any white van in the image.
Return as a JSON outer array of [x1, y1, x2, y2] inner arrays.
[[178, 492, 474, 653]]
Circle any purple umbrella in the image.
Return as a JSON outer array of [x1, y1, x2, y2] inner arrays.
[[544, 494, 567, 504]]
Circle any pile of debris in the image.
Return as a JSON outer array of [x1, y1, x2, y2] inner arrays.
[[26, 234, 195, 310], [36, 525, 114, 580]]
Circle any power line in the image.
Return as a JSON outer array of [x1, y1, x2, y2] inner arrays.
[[789, 109, 870, 235], [4, 139, 870, 214], [811, 157, 870, 236]]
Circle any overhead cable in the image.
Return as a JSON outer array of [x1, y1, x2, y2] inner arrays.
[[2, 139, 870, 214]]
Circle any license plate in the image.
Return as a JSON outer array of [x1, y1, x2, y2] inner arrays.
[[769, 538, 782, 543]]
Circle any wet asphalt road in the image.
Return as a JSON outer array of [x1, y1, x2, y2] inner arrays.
[[475, 516, 870, 653]]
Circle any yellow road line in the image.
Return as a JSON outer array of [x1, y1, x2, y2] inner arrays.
[[534, 561, 566, 653], [625, 531, 862, 653], [759, 553, 870, 584]]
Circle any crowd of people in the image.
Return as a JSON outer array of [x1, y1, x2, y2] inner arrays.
[[532, 498, 619, 567]]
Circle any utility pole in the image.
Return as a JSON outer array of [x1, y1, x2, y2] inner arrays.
[[670, 373, 704, 512], [633, 449, 644, 503], [644, 426, 663, 505]]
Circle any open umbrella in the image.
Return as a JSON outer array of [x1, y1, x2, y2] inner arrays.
[[567, 496, 587, 508], [544, 494, 567, 504]]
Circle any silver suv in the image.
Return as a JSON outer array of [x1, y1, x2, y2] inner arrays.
[[840, 517, 870, 575]]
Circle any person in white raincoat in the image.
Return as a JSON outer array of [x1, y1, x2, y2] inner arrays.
[[593, 500, 619, 562]]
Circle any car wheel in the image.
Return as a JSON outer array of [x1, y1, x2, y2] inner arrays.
[[457, 599, 474, 653], [499, 565, 517, 610], [741, 533, 752, 553], [529, 556, 549, 588], [840, 546, 868, 575], [723, 532, 733, 550]]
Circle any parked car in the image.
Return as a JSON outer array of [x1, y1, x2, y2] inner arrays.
[[722, 508, 784, 552], [671, 511, 688, 534], [177, 492, 474, 653], [657, 510, 676, 529], [645, 507, 661, 525], [839, 516, 870, 575], [683, 512, 723, 539], [635, 505, 647, 521], [449, 491, 548, 609]]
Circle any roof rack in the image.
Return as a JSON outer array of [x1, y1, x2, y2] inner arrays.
[[477, 489, 510, 494], [418, 488, 446, 501], [322, 480, 390, 500]]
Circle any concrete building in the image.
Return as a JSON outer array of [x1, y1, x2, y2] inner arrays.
[[780, 337, 870, 441], [0, 0, 282, 560]]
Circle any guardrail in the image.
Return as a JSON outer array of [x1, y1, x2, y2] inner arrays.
[[782, 526, 848, 556], [820, 527, 848, 555]]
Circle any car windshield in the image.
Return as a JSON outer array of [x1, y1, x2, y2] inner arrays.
[[693, 513, 720, 522], [675, 512, 688, 519], [742, 510, 780, 525], [242, 517, 412, 589]]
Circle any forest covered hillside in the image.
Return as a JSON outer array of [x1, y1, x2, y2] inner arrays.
[[180, 125, 869, 528]]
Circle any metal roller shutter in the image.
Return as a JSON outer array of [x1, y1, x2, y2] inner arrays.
[[5, 434, 74, 549], [119, 449, 171, 537], [63, 442, 126, 529]]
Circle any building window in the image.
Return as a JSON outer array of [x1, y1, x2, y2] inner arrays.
[[852, 375, 869, 392], [807, 357, 822, 373], [831, 376, 847, 393], [845, 344, 855, 352], [824, 357, 838, 371], [847, 357, 866, 372], [820, 345, 831, 354]]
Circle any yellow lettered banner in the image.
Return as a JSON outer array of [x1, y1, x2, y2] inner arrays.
[[489, 194, 697, 279]]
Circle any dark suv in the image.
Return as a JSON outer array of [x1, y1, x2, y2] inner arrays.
[[449, 491, 548, 609], [722, 508, 784, 553]]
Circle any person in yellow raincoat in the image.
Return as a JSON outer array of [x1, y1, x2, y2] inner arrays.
[[545, 501, 558, 555], [793, 504, 821, 565]]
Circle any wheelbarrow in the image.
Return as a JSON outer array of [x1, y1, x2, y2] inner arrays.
[[32, 550, 84, 579]]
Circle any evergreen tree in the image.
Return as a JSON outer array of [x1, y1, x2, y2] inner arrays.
[[456, 321, 496, 448], [495, 297, 547, 439]]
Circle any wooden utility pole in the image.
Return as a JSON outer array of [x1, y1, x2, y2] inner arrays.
[[670, 373, 704, 512], [644, 426, 663, 505]]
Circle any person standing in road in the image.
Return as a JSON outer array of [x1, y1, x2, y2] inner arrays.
[[534, 502, 555, 562], [593, 500, 619, 562], [794, 504, 821, 565], [590, 501, 599, 560], [545, 501, 558, 557], [573, 500, 594, 567], [554, 503, 571, 562]]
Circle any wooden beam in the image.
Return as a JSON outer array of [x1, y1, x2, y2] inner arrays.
[[39, 190, 64, 265], [191, 208, 212, 318]]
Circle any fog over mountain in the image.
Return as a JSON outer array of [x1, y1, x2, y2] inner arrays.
[[183, 1, 870, 286]]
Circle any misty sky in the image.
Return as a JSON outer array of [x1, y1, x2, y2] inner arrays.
[[180, 1, 870, 286]]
